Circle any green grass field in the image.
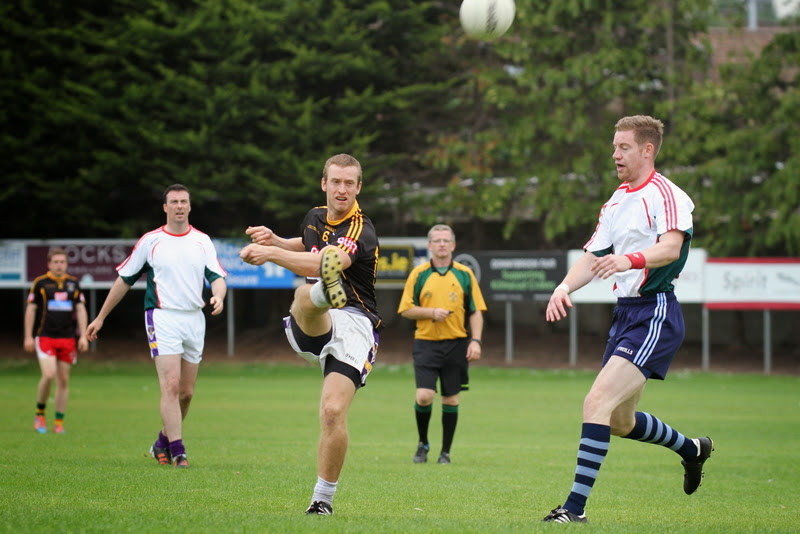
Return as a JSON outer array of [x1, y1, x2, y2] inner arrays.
[[0, 359, 797, 533]]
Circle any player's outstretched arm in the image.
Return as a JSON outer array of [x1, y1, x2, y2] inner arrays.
[[86, 277, 131, 341], [245, 226, 304, 251], [76, 301, 89, 352], [245, 225, 278, 246], [545, 252, 596, 322], [545, 288, 573, 322], [240, 243, 347, 278], [589, 230, 685, 279]]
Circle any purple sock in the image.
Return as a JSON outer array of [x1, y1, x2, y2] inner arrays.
[[169, 439, 186, 458], [155, 431, 169, 448]]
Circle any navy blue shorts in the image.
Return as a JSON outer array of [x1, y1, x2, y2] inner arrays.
[[602, 292, 685, 380]]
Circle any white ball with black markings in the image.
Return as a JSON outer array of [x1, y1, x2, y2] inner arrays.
[[459, 0, 516, 39]]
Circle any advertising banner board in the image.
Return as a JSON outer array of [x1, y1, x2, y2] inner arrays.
[[704, 258, 800, 309], [25, 241, 134, 287], [458, 251, 568, 302]]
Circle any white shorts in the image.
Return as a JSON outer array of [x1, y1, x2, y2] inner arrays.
[[284, 309, 378, 382], [144, 308, 205, 364]]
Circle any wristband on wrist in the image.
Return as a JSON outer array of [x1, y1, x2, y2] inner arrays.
[[471, 338, 482, 345], [555, 283, 570, 294], [625, 252, 646, 269]]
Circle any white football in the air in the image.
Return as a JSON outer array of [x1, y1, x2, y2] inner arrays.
[[459, 0, 516, 39]]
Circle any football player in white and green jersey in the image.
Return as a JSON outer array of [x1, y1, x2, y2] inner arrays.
[[86, 184, 227, 469]]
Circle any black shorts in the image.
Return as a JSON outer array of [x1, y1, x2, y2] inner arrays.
[[324, 356, 363, 390], [413, 338, 470, 397]]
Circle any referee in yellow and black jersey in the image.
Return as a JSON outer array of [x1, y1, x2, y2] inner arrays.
[[397, 224, 487, 465]]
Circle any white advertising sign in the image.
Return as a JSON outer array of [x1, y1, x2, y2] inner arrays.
[[704, 259, 800, 309], [0, 240, 25, 287]]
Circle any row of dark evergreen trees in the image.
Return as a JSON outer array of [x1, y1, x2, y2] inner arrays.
[[3, 1, 798, 255]]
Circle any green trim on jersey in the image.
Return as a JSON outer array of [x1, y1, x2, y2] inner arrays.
[[592, 230, 693, 296], [640, 231, 693, 295], [591, 246, 614, 258], [205, 267, 223, 283], [412, 264, 477, 313], [121, 262, 158, 310]]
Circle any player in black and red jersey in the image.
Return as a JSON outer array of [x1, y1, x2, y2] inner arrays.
[[240, 153, 381, 516], [24, 247, 89, 434]]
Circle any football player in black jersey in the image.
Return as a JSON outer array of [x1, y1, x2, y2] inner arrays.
[[241, 153, 381, 516], [24, 247, 89, 434]]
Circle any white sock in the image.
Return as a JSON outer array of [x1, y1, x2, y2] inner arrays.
[[311, 476, 337, 504], [309, 282, 329, 309]]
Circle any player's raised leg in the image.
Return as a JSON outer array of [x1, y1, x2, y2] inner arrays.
[[621, 411, 714, 494]]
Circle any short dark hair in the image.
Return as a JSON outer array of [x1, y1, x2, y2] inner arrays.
[[163, 184, 190, 204], [47, 247, 67, 262]]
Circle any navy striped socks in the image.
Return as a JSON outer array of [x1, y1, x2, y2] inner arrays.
[[563, 423, 610, 516], [623, 411, 698, 460]]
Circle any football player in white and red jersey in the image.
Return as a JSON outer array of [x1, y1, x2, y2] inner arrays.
[[542, 116, 713, 524]]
